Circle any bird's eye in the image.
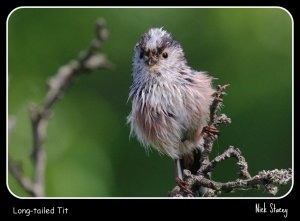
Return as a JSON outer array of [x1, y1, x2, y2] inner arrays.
[[162, 52, 168, 59]]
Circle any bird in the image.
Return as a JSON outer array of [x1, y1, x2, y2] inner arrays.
[[127, 27, 215, 194]]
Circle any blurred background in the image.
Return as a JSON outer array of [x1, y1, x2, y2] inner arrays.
[[8, 8, 292, 197]]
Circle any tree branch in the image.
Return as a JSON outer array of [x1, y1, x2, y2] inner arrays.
[[199, 84, 231, 170], [210, 84, 230, 124], [169, 84, 292, 197], [199, 146, 251, 179], [8, 18, 111, 197], [8, 156, 35, 196], [184, 168, 292, 196]]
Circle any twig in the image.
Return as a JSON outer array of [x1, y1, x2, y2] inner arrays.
[[8, 117, 36, 195], [210, 84, 230, 124], [8, 157, 35, 195], [8, 18, 111, 197], [199, 146, 251, 179], [200, 84, 231, 168]]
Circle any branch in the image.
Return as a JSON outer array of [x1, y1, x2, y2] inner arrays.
[[199, 84, 231, 169], [199, 146, 251, 179], [8, 18, 111, 197], [169, 84, 292, 197], [210, 84, 230, 124], [184, 168, 292, 196], [8, 117, 35, 195], [8, 157, 35, 195]]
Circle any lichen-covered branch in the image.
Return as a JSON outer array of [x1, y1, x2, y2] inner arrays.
[[209, 84, 231, 124], [169, 84, 292, 197], [199, 146, 251, 179], [8, 18, 111, 197], [183, 168, 292, 196], [199, 84, 231, 173]]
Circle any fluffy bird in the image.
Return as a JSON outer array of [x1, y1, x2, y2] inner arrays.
[[127, 28, 215, 191]]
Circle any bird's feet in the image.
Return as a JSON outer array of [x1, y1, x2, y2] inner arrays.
[[176, 176, 193, 194], [203, 125, 219, 136]]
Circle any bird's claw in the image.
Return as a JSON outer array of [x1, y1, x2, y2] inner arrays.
[[176, 177, 193, 194], [203, 125, 219, 136]]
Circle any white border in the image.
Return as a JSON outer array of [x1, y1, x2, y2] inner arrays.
[[6, 6, 294, 199]]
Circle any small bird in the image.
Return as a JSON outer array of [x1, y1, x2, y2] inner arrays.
[[127, 28, 215, 193]]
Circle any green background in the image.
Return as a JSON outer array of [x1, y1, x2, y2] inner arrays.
[[8, 8, 292, 197]]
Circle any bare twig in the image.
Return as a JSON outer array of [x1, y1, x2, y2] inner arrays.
[[199, 146, 251, 179], [8, 117, 36, 195], [8, 157, 35, 195], [200, 84, 231, 168], [210, 84, 230, 124], [8, 18, 111, 197]]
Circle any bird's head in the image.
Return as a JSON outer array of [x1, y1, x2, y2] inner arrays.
[[133, 28, 187, 75]]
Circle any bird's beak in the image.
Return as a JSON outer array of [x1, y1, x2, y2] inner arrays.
[[146, 57, 157, 66], [145, 51, 158, 66]]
